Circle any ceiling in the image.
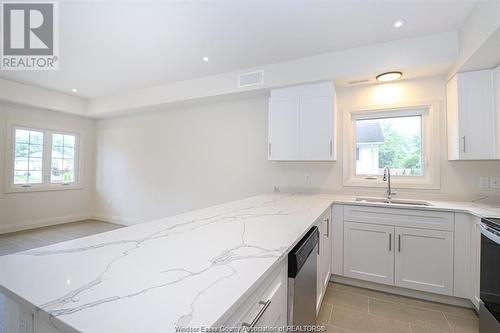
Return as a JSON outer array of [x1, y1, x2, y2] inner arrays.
[[0, 0, 476, 98]]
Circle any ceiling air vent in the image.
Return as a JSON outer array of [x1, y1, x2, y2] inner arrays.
[[238, 70, 264, 88], [348, 79, 370, 85]]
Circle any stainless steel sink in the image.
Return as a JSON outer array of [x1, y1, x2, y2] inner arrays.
[[355, 197, 432, 206]]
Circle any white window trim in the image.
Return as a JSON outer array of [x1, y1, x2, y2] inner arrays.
[[4, 120, 84, 193], [342, 100, 441, 189]]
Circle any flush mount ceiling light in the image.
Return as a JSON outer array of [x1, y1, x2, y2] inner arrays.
[[202, 57, 209, 62], [71, 88, 78, 93], [376, 71, 403, 82], [394, 20, 404, 28]]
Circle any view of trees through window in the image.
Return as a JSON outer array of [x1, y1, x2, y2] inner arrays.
[[355, 115, 422, 176]]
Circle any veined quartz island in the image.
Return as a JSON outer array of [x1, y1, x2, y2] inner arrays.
[[0, 194, 333, 333]]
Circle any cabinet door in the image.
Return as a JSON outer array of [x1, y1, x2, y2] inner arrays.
[[470, 219, 481, 309], [343, 222, 394, 285], [316, 212, 332, 313], [457, 70, 495, 159], [268, 97, 300, 160], [395, 227, 454, 295], [299, 95, 333, 160]]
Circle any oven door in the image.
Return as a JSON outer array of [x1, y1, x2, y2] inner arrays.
[[479, 222, 500, 332]]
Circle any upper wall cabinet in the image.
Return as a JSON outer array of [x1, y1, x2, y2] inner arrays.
[[268, 82, 336, 161], [446, 68, 498, 160]]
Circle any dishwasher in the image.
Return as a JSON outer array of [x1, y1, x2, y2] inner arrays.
[[287, 226, 319, 325]]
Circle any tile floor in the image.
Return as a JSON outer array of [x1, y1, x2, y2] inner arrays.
[[318, 283, 479, 333], [0, 220, 123, 333], [0, 220, 123, 256]]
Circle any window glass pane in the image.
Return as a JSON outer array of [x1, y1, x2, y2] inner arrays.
[[62, 170, 74, 183], [29, 158, 43, 171], [14, 171, 28, 184], [63, 134, 75, 147], [29, 144, 43, 158], [30, 131, 44, 145], [355, 115, 422, 176], [28, 171, 42, 184], [63, 146, 74, 159], [15, 129, 30, 143], [15, 143, 29, 157], [52, 134, 64, 146], [51, 133, 77, 184], [14, 129, 44, 185]]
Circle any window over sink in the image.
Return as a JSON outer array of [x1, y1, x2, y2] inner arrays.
[[343, 102, 440, 189]]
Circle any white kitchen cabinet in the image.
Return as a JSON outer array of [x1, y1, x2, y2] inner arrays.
[[268, 82, 335, 161], [470, 217, 481, 310], [268, 96, 300, 160], [394, 227, 454, 295], [343, 221, 394, 285], [447, 69, 496, 160], [316, 207, 332, 313], [222, 259, 287, 328]]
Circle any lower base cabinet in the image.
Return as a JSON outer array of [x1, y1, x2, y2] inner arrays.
[[343, 222, 394, 285], [344, 221, 454, 296], [395, 227, 453, 295], [222, 260, 287, 328]]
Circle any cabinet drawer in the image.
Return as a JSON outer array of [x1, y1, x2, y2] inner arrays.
[[343, 205, 454, 231], [223, 261, 287, 328]]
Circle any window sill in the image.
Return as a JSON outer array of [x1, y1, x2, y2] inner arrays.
[[4, 184, 84, 194]]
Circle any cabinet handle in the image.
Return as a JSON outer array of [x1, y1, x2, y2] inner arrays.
[[268, 143, 272, 156], [462, 136, 466, 153], [326, 218, 330, 238], [389, 233, 392, 251], [330, 140, 333, 155], [241, 300, 272, 328], [398, 234, 401, 252]]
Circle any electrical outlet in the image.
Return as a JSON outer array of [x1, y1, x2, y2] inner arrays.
[[490, 176, 500, 189], [479, 177, 490, 188]]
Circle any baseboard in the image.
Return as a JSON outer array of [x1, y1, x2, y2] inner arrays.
[[92, 214, 145, 226], [331, 274, 474, 309], [0, 213, 93, 234]]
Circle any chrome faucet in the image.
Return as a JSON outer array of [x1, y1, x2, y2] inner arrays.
[[383, 167, 396, 199]]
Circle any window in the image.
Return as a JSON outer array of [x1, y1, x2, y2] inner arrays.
[[343, 102, 440, 189], [14, 129, 44, 185], [51, 133, 76, 184], [355, 116, 422, 176], [6, 124, 81, 192]]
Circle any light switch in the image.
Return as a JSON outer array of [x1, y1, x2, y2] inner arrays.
[[479, 177, 490, 188]]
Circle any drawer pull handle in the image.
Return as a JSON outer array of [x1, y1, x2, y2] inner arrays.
[[241, 300, 271, 328]]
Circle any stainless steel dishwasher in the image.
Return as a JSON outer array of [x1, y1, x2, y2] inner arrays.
[[287, 226, 319, 325]]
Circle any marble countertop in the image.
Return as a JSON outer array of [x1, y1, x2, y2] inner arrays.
[[1, 192, 499, 333], [0, 194, 333, 333]]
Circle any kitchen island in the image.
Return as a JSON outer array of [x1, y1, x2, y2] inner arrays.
[[0, 194, 333, 333]]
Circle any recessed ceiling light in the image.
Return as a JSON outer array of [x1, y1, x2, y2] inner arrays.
[[394, 20, 404, 28], [376, 71, 403, 82], [71, 88, 78, 93], [202, 57, 209, 62]]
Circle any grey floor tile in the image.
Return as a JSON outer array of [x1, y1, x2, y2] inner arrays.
[[330, 306, 411, 333], [444, 313, 479, 333], [369, 298, 451, 331], [323, 289, 369, 313]]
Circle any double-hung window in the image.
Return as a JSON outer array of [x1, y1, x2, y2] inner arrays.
[[7, 124, 81, 192]]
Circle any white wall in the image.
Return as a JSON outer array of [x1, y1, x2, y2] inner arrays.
[[95, 77, 500, 223], [0, 103, 96, 233], [94, 97, 282, 222]]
